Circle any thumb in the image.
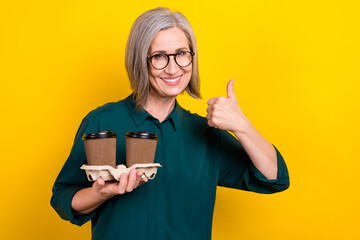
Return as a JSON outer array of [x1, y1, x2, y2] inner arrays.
[[94, 177, 105, 190], [226, 79, 236, 99]]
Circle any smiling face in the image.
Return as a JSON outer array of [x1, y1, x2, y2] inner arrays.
[[147, 27, 192, 101]]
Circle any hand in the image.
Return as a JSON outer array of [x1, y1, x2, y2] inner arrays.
[[206, 80, 248, 133], [93, 169, 148, 198]]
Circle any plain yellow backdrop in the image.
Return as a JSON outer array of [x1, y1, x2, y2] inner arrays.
[[1, 0, 359, 239]]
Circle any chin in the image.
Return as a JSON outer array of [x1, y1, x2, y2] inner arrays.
[[162, 91, 183, 98]]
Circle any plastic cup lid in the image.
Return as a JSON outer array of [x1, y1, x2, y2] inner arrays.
[[125, 131, 158, 140], [83, 130, 117, 140]]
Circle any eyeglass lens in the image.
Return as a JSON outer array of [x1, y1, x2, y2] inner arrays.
[[150, 52, 193, 70]]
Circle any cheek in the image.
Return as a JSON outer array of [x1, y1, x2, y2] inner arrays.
[[148, 69, 159, 82], [185, 67, 192, 81], [148, 69, 154, 79]]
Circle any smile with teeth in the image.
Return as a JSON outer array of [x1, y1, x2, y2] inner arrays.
[[161, 75, 182, 83]]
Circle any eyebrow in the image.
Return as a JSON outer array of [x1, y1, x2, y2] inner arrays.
[[150, 47, 189, 55]]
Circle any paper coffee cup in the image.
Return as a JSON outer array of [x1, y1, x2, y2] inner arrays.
[[125, 131, 158, 167], [83, 130, 117, 167]]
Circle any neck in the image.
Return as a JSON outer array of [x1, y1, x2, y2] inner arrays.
[[143, 94, 176, 122]]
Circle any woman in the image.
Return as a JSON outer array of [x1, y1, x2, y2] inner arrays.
[[51, 7, 289, 240]]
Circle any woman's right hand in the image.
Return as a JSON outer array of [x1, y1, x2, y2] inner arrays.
[[72, 169, 148, 215], [93, 169, 148, 198]]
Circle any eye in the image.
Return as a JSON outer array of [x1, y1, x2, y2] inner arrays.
[[176, 51, 187, 56], [153, 54, 166, 60]]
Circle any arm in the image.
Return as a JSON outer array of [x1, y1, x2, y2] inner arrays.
[[51, 112, 147, 224], [232, 119, 277, 180], [72, 170, 147, 215], [207, 80, 278, 180]]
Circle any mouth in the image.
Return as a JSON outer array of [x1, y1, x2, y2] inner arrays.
[[160, 75, 182, 85]]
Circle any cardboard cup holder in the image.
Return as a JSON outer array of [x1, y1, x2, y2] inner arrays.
[[80, 163, 162, 181]]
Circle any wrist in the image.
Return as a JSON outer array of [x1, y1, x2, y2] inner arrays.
[[232, 117, 253, 137]]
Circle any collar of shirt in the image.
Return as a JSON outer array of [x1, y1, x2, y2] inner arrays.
[[124, 94, 181, 132]]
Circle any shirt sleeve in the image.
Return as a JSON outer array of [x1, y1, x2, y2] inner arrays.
[[217, 130, 290, 194], [50, 112, 100, 226]]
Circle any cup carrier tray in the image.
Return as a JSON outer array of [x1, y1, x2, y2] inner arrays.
[[81, 163, 162, 181]]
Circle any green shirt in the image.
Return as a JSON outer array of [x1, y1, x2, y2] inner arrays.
[[51, 94, 289, 240]]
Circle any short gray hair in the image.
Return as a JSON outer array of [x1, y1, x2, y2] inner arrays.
[[125, 7, 201, 110]]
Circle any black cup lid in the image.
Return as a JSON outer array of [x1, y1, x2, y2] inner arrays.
[[125, 131, 158, 140], [83, 130, 117, 140]]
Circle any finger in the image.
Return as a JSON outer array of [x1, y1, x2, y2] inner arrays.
[[126, 169, 137, 192], [226, 79, 236, 99], [93, 177, 105, 191], [206, 105, 214, 113], [118, 173, 128, 194], [207, 97, 217, 106], [140, 174, 148, 184], [134, 171, 143, 189], [206, 113, 212, 120], [97, 177, 105, 186], [207, 120, 216, 128]]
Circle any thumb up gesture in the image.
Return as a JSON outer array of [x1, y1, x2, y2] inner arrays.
[[206, 80, 248, 133]]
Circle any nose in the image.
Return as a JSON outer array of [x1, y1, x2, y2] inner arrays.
[[164, 56, 178, 74]]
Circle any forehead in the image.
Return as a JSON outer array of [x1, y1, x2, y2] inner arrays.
[[149, 27, 189, 53]]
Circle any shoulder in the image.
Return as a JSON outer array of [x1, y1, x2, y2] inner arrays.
[[179, 106, 207, 124], [83, 97, 130, 122], [177, 105, 213, 133]]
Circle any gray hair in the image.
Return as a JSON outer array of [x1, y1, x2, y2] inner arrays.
[[125, 7, 201, 110]]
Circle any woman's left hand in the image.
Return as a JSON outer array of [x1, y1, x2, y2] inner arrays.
[[206, 80, 249, 133], [207, 79, 279, 180]]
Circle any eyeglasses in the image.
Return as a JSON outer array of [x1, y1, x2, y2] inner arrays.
[[147, 51, 194, 70]]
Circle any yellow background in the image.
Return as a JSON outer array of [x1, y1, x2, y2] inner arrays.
[[1, 0, 359, 239]]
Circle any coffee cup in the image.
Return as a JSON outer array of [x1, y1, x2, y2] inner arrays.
[[83, 130, 117, 167], [125, 131, 158, 167]]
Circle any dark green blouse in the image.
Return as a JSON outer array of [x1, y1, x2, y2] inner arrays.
[[51, 94, 289, 240]]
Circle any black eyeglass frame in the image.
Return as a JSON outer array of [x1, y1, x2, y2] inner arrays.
[[147, 51, 195, 70]]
